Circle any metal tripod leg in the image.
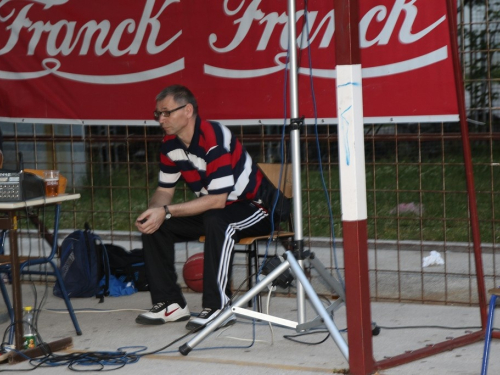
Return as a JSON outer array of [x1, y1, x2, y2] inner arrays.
[[308, 254, 346, 301], [179, 251, 349, 360], [301, 252, 380, 336], [285, 251, 349, 360], [298, 253, 346, 331]]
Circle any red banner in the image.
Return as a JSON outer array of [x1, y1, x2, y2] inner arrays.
[[0, 0, 458, 125]]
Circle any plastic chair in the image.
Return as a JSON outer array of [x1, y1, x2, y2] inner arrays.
[[482, 287, 500, 374], [199, 164, 294, 308], [0, 204, 82, 345]]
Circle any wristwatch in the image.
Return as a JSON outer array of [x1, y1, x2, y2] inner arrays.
[[164, 205, 172, 220]]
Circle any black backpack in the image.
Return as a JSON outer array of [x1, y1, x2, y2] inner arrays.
[[54, 223, 110, 302], [105, 245, 148, 291]]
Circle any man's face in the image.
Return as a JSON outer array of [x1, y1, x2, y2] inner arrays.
[[156, 95, 189, 136]]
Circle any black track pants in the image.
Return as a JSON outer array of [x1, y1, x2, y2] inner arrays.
[[142, 201, 272, 309]]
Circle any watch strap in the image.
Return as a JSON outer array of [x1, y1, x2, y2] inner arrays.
[[164, 205, 172, 219]]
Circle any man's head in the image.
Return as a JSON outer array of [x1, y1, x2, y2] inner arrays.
[[154, 85, 198, 140], [155, 85, 198, 117]]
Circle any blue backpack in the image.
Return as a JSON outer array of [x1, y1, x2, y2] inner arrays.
[[53, 224, 110, 302]]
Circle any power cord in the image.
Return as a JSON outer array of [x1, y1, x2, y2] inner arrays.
[[216, 283, 277, 347], [45, 308, 147, 314], [283, 322, 490, 348], [0, 271, 269, 370], [284, 330, 332, 346], [303, 0, 344, 288], [252, 44, 292, 302], [376, 324, 483, 331], [0, 321, 191, 372]]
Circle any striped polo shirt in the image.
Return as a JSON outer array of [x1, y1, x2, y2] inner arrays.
[[158, 117, 263, 204]]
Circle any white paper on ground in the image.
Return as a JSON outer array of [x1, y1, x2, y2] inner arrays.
[[422, 250, 445, 267]]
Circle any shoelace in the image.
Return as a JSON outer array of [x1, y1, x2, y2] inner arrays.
[[150, 302, 167, 312], [198, 308, 212, 318]]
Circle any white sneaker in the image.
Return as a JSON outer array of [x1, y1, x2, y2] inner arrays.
[[185, 308, 236, 331], [136, 302, 190, 325]]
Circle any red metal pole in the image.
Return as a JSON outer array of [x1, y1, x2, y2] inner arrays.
[[374, 0, 488, 371], [334, 1, 375, 374], [445, 0, 487, 326]]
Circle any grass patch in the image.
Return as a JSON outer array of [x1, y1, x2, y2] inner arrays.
[[58, 154, 500, 244]]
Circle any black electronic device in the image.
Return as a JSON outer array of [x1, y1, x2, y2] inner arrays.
[[0, 169, 45, 202], [261, 256, 294, 289], [0, 151, 45, 202]]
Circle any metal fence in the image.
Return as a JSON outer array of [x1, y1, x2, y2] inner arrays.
[[1, 0, 500, 306]]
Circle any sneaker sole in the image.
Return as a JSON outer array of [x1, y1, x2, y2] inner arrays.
[[136, 314, 190, 325], [186, 317, 236, 331]]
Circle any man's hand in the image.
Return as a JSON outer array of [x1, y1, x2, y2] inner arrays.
[[135, 207, 166, 234], [135, 187, 228, 234]]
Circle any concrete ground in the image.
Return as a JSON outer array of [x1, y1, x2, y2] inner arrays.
[[0, 279, 497, 374], [0, 237, 499, 374]]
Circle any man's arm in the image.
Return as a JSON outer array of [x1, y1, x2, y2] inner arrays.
[[135, 186, 175, 234], [148, 186, 175, 210], [168, 192, 227, 217], [135, 186, 228, 234]]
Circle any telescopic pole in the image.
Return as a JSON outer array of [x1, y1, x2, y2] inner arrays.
[[287, 0, 306, 326]]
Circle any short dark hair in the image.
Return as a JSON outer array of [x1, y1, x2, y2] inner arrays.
[[156, 85, 198, 116]]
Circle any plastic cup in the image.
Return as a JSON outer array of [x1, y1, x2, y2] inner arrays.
[[43, 170, 59, 197]]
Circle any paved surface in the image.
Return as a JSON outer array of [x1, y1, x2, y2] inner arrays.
[[1, 237, 499, 374], [0, 280, 497, 374]]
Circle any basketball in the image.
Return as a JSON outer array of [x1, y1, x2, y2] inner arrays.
[[183, 253, 204, 292]]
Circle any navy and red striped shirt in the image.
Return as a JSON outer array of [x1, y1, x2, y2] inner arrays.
[[158, 117, 263, 204]]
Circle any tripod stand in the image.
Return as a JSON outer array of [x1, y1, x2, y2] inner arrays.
[[179, 0, 349, 360], [179, 249, 349, 360]]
